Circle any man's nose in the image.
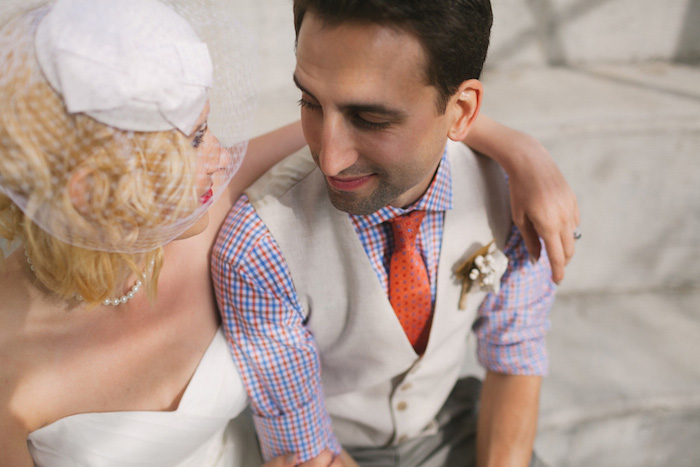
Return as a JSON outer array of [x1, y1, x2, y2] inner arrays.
[[318, 114, 358, 177]]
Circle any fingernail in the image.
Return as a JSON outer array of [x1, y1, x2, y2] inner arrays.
[[284, 454, 296, 465]]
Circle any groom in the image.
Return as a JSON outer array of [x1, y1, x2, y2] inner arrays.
[[213, 1, 554, 465]]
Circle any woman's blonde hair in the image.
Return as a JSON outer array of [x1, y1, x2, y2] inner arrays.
[[0, 9, 201, 306]]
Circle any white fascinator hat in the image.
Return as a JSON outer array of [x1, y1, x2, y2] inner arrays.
[[0, 0, 257, 253]]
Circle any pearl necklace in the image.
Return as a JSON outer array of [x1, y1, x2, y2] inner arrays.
[[24, 248, 154, 306]]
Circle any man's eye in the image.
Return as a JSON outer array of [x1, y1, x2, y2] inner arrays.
[[353, 115, 391, 131], [298, 98, 321, 111]]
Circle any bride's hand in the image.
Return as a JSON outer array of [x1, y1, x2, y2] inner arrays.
[[262, 453, 297, 467], [298, 449, 358, 467], [264, 449, 358, 467]]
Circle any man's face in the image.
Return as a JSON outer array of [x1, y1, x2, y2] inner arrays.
[[294, 12, 457, 215]]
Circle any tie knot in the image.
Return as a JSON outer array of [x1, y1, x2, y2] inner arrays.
[[390, 210, 425, 248]]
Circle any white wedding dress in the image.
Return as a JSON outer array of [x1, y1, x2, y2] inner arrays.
[[27, 328, 262, 466]]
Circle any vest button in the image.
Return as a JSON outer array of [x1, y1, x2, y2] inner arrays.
[[398, 435, 409, 443], [401, 383, 413, 391], [397, 401, 408, 411]]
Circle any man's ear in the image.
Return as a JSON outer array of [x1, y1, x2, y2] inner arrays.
[[447, 79, 483, 142]]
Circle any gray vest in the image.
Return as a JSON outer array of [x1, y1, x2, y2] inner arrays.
[[247, 140, 511, 447]]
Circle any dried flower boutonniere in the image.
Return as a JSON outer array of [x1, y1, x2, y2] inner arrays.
[[454, 240, 509, 310]]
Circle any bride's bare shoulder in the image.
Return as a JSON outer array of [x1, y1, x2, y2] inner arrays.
[[0, 249, 70, 431], [0, 250, 36, 337], [0, 410, 33, 467], [0, 269, 38, 439]]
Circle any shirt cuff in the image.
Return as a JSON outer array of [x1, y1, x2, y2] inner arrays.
[[478, 337, 549, 376], [253, 390, 342, 462]]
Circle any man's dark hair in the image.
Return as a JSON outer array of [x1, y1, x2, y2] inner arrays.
[[293, 0, 493, 113]]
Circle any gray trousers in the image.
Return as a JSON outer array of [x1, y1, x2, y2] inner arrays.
[[345, 377, 546, 467]]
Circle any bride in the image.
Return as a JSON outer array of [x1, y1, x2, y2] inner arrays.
[[0, 0, 577, 466]]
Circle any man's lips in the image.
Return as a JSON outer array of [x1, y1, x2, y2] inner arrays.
[[327, 174, 374, 191], [199, 188, 213, 204]]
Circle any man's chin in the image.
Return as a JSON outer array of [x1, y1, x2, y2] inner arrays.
[[326, 187, 383, 215]]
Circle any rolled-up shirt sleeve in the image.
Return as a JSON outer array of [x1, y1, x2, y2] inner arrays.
[[474, 225, 556, 376], [212, 195, 340, 462]]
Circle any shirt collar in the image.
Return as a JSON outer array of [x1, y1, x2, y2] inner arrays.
[[350, 149, 453, 229]]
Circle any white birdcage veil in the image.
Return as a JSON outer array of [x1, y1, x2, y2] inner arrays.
[[0, 0, 257, 253]]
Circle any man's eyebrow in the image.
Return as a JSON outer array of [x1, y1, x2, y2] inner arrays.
[[293, 73, 406, 120]]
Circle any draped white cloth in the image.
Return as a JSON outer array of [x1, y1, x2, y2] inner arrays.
[[27, 328, 261, 466]]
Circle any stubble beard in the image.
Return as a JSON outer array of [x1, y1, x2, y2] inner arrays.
[[311, 151, 424, 216], [324, 174, 411, 215]]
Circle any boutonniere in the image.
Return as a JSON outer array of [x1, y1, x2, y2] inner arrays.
[[455, 240, 509, 310]]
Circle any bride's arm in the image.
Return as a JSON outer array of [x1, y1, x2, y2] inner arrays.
[[463, 115, 580, 283]]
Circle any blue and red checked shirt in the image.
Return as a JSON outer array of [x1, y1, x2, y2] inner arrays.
[[212, 152, 555, 462]]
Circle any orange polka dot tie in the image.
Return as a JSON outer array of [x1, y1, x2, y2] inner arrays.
[[389, 210, 432, 355]]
